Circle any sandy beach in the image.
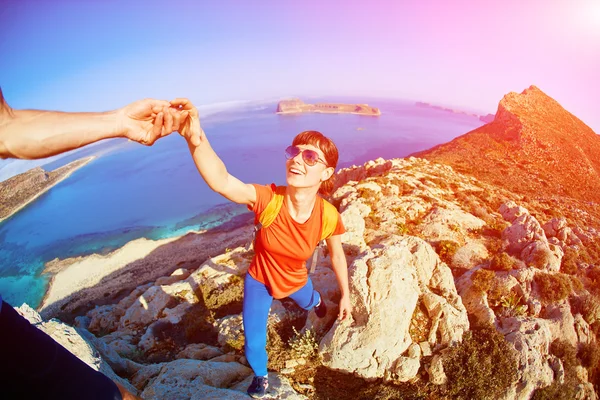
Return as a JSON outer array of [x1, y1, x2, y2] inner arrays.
[[39, 213, 254, 322]]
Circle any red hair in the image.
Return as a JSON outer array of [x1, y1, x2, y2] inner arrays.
[[292, 130, 339, 196]]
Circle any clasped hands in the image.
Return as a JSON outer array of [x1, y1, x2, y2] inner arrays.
[[117, 98, 202, 147]]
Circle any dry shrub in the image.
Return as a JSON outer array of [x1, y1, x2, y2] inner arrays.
[[193, 274, 244, 319], [443, 325, 519, 400], [530, 246, 555, 269], [436, 240, 460, 265], [587, 267, 600, 297], [472, 269, 495, 293], [489, 252, 515, 271], [357, 187, 378, 202], [289, 327, 319, 361], [534, 273, 572, 304], [409, 299, 431, 343], [561, 247, 579, 274]]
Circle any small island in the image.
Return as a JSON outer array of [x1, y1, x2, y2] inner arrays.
[[277, 98, 381, 116], [0, 156, 95, 222]]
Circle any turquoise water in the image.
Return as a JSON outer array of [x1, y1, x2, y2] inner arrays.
[[0, 97, 485, 307]]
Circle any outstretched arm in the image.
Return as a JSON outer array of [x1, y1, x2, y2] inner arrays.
[[326, 234, 352, 320], [171, 98, 256, 207], [0, 89, 184, 160]]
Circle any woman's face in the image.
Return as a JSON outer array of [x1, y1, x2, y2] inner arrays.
[[285, 144, 332, 190]]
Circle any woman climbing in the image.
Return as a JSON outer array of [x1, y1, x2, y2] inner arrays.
[[171, 98, 352, 399]]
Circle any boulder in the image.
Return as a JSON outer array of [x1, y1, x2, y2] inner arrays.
[[231, 372, 308, 399], [497, 317, 554, 399], [177, 343, 224, 360], [88, 304, 123, 335], [15, 305, 139, 395], [320, 235, 468, 380], [419, 206, 485, 243], [140, 359, 252, 399], [452, 240, 489, 270], [499, 201, 530, 224]]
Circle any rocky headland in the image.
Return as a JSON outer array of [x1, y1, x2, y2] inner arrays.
[[16, 87, 600, 399], [0, 156, 95, 222], [277, 98, 381, 116], [415, 85, 600, 203]]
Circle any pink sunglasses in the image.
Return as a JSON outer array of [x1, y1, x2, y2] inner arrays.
[[285, 145, 327, 167]]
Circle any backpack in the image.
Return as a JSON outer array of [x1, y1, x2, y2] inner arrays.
[[247, 185, 339, 273]]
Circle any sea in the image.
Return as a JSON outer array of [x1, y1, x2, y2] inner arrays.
[[0, 96, 486, 308]]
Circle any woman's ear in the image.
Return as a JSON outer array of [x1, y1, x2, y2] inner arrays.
[[321, 166, 334, 182]]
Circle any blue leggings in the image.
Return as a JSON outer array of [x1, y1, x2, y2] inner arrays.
[[243, 273, 320, 376]]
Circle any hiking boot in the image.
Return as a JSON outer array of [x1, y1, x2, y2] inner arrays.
[[247, 375, 269, 399], [314, 297, 327, 318]]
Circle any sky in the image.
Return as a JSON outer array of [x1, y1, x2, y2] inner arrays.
[[1, 0, 599, 177]]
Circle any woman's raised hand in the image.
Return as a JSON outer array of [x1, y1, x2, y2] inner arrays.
[[170, 98, 202, 147]]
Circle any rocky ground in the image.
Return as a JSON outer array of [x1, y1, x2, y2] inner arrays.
[[26, 156, 600, 399]]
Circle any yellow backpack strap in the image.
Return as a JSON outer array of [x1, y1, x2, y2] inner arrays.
[[320, 199, 339, 240], [246, 186, 286, 251], [258, 185, 287, 229], [309, 198, 340, 274]]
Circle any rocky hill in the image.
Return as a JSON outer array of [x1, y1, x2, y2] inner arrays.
[[415, 86, 600, 204], [277, 98, 381, 116], [26, 154, 599, 399], [0, 157, 95, 221], [17, 87, 600, 399]]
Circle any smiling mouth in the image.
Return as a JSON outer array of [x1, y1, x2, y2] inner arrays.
[[289, 168, 304, 175]]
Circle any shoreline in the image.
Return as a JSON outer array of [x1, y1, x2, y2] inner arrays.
[[38, 212, 254, 322], [38, 234, 182, 313], [0, 156, 96, 224]]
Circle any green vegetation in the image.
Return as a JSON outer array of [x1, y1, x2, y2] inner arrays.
[[397, 222, 409, 235], [496, 292, 527, 318], [443, 325, 519, 400], [436, 240, 460, 265], [267, 304, 307, 371], [289, 327, 319, 361], [587, 267, 600, 297], [224, 336, 245, 353]]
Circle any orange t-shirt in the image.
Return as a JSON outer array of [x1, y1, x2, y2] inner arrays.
[[247, 183, 345, 299]]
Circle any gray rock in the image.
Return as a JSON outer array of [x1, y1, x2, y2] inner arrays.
[[141, 359, 252, 399]]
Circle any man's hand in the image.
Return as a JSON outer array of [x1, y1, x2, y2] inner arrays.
[[338, 294, 352, 321], [170, 98, 203, 147], [117, 99, 187, 145]]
